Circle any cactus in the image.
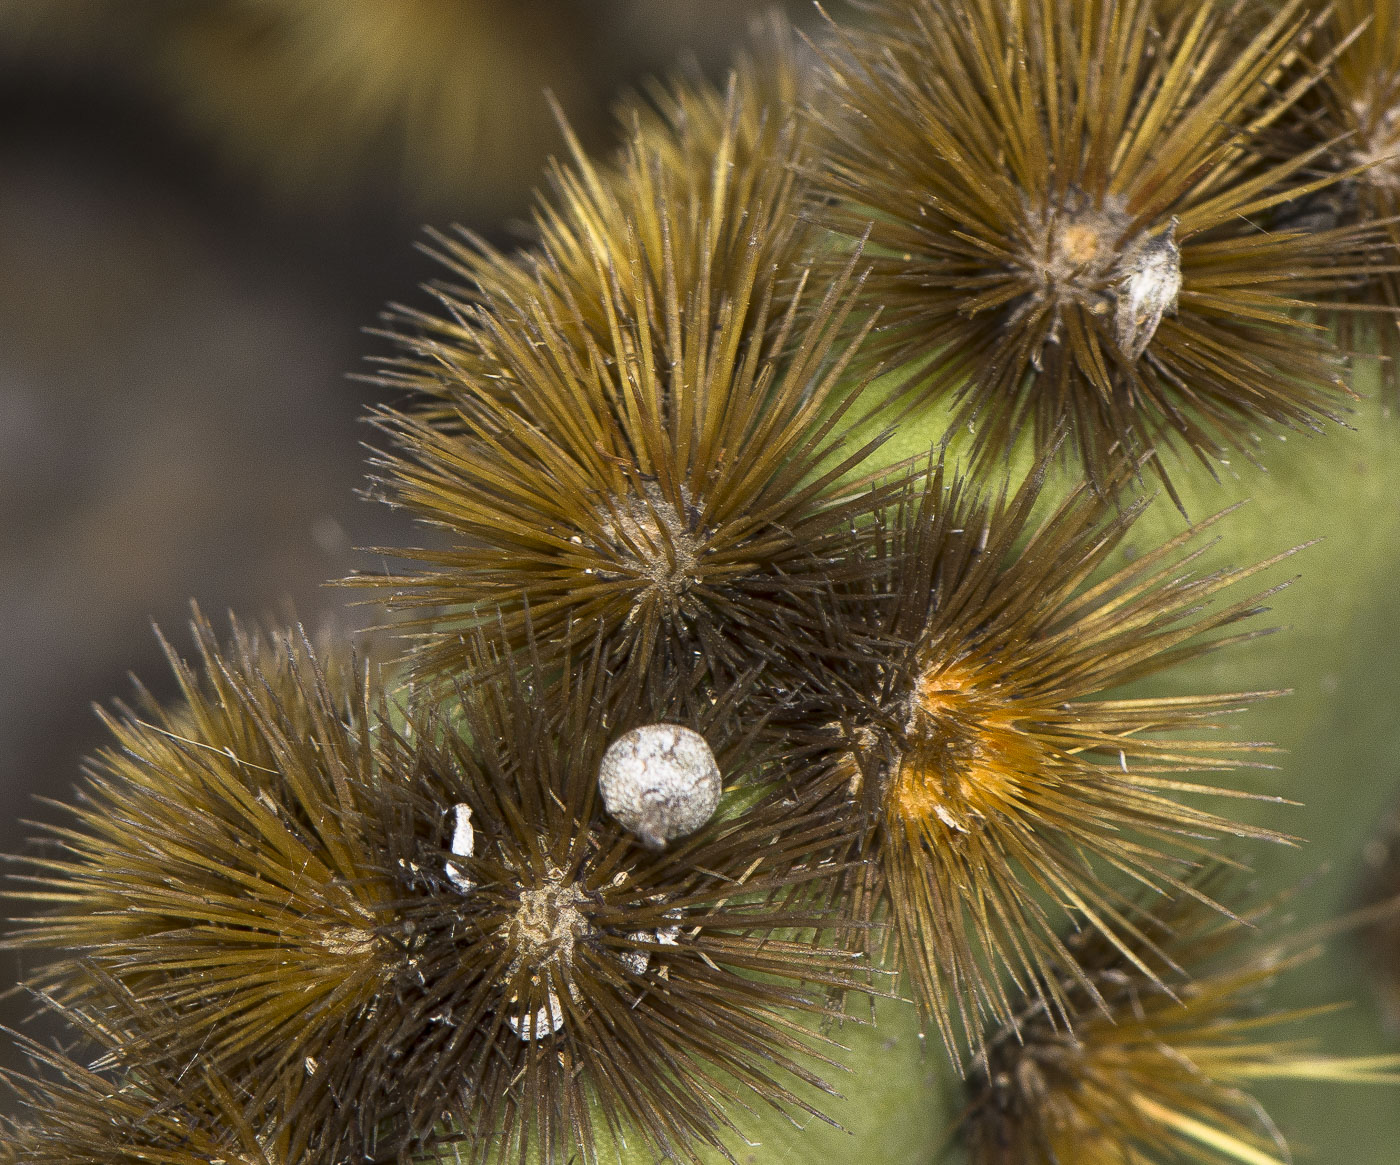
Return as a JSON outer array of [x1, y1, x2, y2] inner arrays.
[[5, 2, 1400, 1163]]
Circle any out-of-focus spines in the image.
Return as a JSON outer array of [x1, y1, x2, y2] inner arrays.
[[1267, 0, 1400, 398], [375, 12, 817, 420], [151, 0, 598, 214], [1355, 786, 1400, 1031]]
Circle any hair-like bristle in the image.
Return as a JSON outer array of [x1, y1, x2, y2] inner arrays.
[[617, 11, 815, 202], [772, 460, 1297, 1055], [809, 0, 1381, 499], [326, 637, 862, 1164], [9, 612, 863, 1164], [0, 988, 306, 1165], [354, 42, 896, 700], [1150, 0, 1278, 43], [960, 880, 1400, 1164]]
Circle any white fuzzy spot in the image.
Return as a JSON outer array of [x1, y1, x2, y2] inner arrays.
[[620, 932, 653, 976], [933, 803, 969, 833], [507, 993, 565, 1041], [1115, 219, 1181, 360], [445, 803, 476, 893]]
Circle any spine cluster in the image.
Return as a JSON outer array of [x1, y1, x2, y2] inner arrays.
[[6, 3, 1400, 1163]]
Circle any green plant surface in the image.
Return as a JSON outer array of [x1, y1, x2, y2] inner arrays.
[[574, 995, 946, 1165], [1126, 384, 1400, 1165]]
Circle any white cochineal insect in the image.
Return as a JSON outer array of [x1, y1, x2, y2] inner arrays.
[[598, 724, 721, 848], [507, 994, 565, 1041], [444, 802, 475, 893], [1115, 217, 1182, 360]]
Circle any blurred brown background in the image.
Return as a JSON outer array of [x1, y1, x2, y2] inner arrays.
[[0, 0, 843, 1077]]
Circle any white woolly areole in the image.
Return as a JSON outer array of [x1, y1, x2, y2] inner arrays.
[[598, 724, 721, 848]]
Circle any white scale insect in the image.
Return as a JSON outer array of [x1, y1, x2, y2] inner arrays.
[[444, 802, 475, 893], [1114, 217, 1182, 361], [506, 994, 565, 1040], [597, 723, 721, 848]]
